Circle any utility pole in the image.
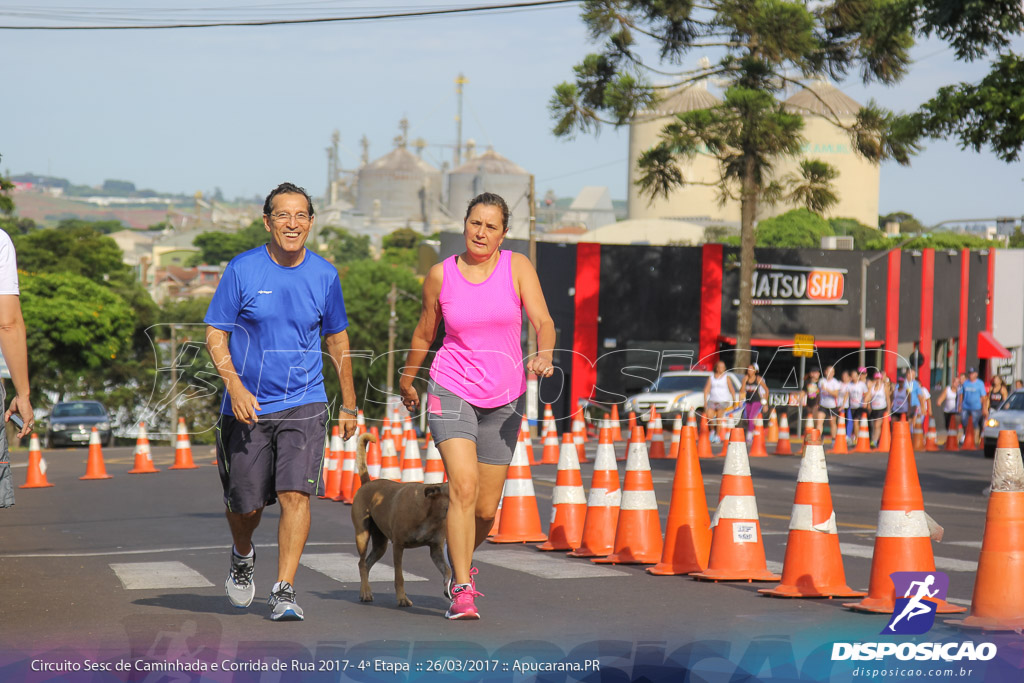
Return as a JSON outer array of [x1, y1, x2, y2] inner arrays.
[[386, 283, 397, 396], [526, 175, 538, 432], [169, 323, 178, 435], [454, 73, 468, 167]]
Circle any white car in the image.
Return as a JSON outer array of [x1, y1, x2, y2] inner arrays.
[[982, 390, 1024, 459], [623, 370, 742, 421]]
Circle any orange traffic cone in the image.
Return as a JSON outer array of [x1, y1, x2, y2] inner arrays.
[[944, 415, 959, 451], [537, 433, 586, 551], [911, 413, 925, 451], [948, 431, 1024, 630], [832, 414, 849, 454], [20, 433, 52, 488], [127, 422, 159, 474], [853, 416, 872, 453], [542, 403, 556, 440], [668, 416, 682, 459], [877, 414, 892, 453], [691, 428, 779, 583], [594, 426, 663, 564], [648, 426, 711, 575], [568, 421, 621, 557], [356, 409, 366, 435], [766, 409, 779, 444], [573, 415, 587, 464], [627, 411, 637, 444], [845, 420, 965, 614], [572, 408, 588, 444], [760, 431, 865, 598], [489, 429, 547, 543], [488, 496, 502, 537], [80, 427, 112, 480], [749, 415, 769, 458], [801, 416, 815, 453], [343, 434, 362, 503], [697, 414, 714, 459], [379, 433, 402, 481], [963, 418, 979, 451], [687, 410, 697, 431], [169, 417, 198, 470], [540, 421, 560, 465], [924, 415, 939, 452], [610, 404, 623, 441], [390, 412, 404, 454], [401, 428, 423, 482], [520, 416, 536, 465], [648, 409, 667, 459], [423, 430, 446, 484], [775, 412, 793, 455], [321, 427, 343, 500], [365, 427, 382, 480]]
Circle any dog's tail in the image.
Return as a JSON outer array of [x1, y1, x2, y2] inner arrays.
[[355, 432, 377, 484]]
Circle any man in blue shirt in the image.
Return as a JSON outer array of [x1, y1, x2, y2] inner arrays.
[[957, 367, 986, 444], [205, 182, 357, 621]]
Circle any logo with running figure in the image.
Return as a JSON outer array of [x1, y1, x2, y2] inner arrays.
[[884, 571, 951, 635]]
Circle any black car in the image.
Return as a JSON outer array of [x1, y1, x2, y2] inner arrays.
[[45, 400, 113, 448]]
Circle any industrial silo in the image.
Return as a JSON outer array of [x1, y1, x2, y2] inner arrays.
[[446, 148, 531, 238], [778, 80, 880, 228], [356, 143, 442, 227], [627, 83, 729, 223]]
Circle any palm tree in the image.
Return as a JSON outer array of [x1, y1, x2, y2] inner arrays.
[[785, 159, 839, 216]]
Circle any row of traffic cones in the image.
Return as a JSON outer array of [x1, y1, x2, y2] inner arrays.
[[20, 418, 199, 487]]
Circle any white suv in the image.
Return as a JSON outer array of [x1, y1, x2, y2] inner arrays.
[[622, 370, 741, 421]]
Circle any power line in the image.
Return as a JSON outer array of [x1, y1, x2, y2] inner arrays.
[[0, 0, 579, 30]]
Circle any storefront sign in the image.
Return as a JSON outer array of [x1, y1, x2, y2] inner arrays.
[[732, 264, 848, 306]]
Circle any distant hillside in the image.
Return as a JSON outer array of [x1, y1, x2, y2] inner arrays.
[[12, 191, 174, 229]]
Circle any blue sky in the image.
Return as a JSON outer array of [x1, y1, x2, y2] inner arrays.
[[1, 1, 1021, 225]]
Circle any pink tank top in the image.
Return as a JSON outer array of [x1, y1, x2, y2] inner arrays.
[[430, 250, 526, 408]]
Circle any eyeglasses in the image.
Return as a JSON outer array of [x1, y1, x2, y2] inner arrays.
[[269, 212, 311, 225]]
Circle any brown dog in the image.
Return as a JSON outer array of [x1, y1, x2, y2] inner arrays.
[[351, 433, 450, 606]]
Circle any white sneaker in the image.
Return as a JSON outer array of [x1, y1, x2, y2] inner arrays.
[[225, 546, 255, 608]]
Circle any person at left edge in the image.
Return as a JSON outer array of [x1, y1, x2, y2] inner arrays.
[[204, 182, 357, 621]]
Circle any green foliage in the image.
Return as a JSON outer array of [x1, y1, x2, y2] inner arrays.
[[55, 218, 126, 234], [323, 226, 372, 265], [864, 232, 1000, 251], [383, 228, 421, 250], [20, 271, 136, 400], [334, 260, 422, 419], [879, 211, 927, 234], [13, 225, 135, 287], [829, 217, 884, 249], [0, 216, 38, 235], [188, 219, 268, 265], [756, 209, 833, 248], [0, 155, 13, 216], [1010, 227, 1024, 248]]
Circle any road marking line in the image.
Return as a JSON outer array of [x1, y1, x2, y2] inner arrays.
[[946, 541, 983, 549], [766, 560, 784, 574], [0, 541, 352, 559], [921, 502, 986, 513], [839, 543, 978, 572], [110, 561, 213, 590], [300, 553, 430, 583], [474, 549, 628, 578]]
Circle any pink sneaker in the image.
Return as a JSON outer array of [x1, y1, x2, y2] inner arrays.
[[445, 566, 478, 601], [445, 583, 483, 620]]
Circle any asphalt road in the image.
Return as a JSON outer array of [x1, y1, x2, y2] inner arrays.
[[0, 435, 1016, 682]]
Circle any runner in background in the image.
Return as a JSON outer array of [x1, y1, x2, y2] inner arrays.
[[939, 376, 960, 432], [868, 371, 889, 449], [818, 366, 841, 440], [703, 360, 736, 445], [848, 368, 868, 438]]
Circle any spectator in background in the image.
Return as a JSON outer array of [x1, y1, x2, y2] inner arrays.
[[802, 367, 822, 437], [905, 368, 929, 426], [939, 376, 960, 433], [985, 375, 1008, 417], [818, 366, 842, 440], [741, 363, 769, 443], [958, 367, 986, 444], [891, 373, 910, 423], [1015, 379, 1023, 392], [704, 360, 737, 445], [868, 371, 889, 449], [848, 368, 868, 436]]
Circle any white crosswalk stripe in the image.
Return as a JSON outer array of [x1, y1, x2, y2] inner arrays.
[[839, 543, 978, 572], [473, 549, 628, 578], [110, 562, 213, 590], [300, 553, 431, 583]]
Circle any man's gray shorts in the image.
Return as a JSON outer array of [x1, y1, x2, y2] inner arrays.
[[426, 380, 525, 466], [216, 402, 328, 514]]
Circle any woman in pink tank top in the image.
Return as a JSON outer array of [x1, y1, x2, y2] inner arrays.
[[400, 193, 555, 619]]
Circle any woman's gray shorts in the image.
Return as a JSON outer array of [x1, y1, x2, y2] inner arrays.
[[426, 380, 525, 466]]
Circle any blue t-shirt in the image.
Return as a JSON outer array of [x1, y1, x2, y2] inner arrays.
[[204, 246, 348, 416], [907, 380, 920, 408], [960, 379, 986, 411]]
